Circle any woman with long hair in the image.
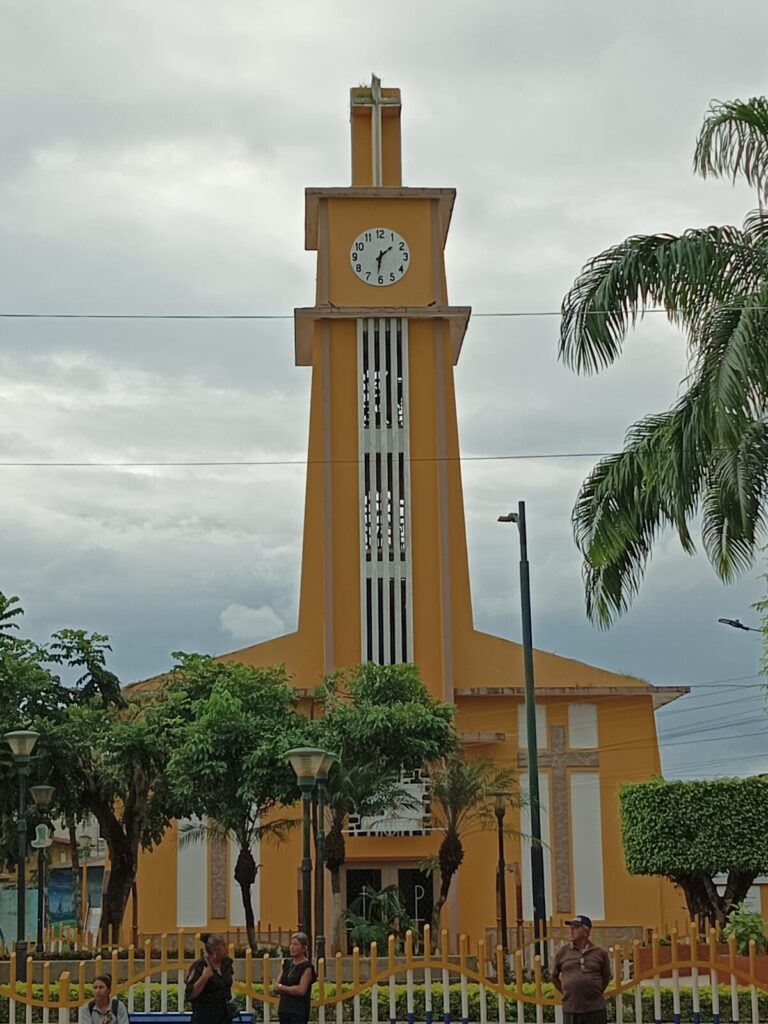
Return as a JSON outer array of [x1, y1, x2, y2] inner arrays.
[[275, 932, 315, 1024]]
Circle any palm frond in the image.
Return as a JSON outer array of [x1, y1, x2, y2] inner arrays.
[[559, 228, 765, 374], [574, 375, 768, 625], [429, 757, 519, 837], [573, 399, 713, 627], [177, 817, 228, 848], [177, 816, 298, 850], [701, 420, 768, 579], [743, 208, 768, 247], [694, 98, 768, 201], [326, 762, 413, 819]]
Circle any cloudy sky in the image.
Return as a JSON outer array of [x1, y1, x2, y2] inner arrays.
[[1, 0, 767, 779]]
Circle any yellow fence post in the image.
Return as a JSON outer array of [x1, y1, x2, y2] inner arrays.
[[478, 938, 487, 1024], [317, 953, 327, 1024], [58, 970, 71, 1024], [368, 940, 377, 1024], [263, 953, 271, 1024], [78, 961, 87, 1009], [244, 945, 253, 1015], [353, 944, 362, 1024]]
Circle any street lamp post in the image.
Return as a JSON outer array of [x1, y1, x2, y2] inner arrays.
[[498, 502, 547, 954], [30, 785, 55, 954], [489, 791, 510, 956], [286, 748, 339, 958], [5, 729, 40, 981]]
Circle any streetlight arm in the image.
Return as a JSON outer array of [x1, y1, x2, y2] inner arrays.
[[718, 618, 762, 633]]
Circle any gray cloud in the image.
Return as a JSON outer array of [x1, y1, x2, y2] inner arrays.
[[1, 0, 766, 779]]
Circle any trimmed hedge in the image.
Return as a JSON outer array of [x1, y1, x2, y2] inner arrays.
[[4, 982, 768, 1022]]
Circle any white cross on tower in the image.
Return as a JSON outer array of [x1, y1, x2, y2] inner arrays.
[[350, 74, 402, 186]]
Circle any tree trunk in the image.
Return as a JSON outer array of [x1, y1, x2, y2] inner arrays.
[[95, 812, 140, 946], [67, 819, 83, 932], [239, 881, 257, 951], [331, 868, 343, 955], [674, 871, 756, 931], [234, 845, 258, 950], [429, 869, 454, 952], [325, 815, 346, 954], [99, 851, 135, 946]]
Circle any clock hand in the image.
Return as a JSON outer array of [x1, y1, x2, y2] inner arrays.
[[376, 246, 393, 272]]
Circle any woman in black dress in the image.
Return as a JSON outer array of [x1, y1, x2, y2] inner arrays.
[[275, 932, 315, 1024], [186, 935, 235, 1024]]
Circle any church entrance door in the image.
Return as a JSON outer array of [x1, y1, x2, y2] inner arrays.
[[343, 864, 434, 952]]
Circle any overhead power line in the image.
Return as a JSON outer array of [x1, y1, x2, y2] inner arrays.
[[0, 453, 621, 468], [0, 307, 744, 321]]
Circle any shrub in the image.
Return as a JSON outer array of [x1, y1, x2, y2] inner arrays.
[[5, 981, 768, 1023], [723, 903, 768, 955]]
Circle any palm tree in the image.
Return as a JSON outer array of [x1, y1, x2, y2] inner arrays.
[[559, 97, 768, 626], [427, 757, 518, 946], [324, 763, 417, 954], [178, 816, 295, 950]]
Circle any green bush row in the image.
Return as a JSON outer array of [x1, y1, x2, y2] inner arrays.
[[4, 980, 767, 1022]]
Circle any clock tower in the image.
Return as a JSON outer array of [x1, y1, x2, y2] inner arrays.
[[252, 75, 474, 702]]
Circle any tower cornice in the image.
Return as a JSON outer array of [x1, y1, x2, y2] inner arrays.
[[293, 304, 471, 366]]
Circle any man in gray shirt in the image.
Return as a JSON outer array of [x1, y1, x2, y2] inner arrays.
[[552, 916, 611, 1024]]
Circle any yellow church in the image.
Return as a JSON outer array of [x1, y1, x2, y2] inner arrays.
[[131, 80, 688, 949]]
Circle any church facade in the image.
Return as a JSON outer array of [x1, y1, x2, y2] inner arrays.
[[132, 81, 688, 947]]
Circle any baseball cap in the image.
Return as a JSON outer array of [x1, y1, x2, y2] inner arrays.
[[564, 915, 592, 929]]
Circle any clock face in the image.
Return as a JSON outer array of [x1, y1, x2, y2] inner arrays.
[[350, 227, 411, 286]]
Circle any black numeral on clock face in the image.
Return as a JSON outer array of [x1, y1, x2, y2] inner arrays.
[[351, 229, 410, 284]]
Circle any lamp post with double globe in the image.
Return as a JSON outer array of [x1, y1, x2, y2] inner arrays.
[[30, 785, 55, 954], [286, 748, 340, 959], [5, 729, 40, 979]]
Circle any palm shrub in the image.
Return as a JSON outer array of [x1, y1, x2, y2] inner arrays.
[[427, 756, 519, 946]]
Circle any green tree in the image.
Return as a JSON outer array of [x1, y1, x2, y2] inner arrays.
[[620, 776, 768, 927], [167, 655, 310, 950], [35, 669, 187, 943], [559, 97, 768, 626], [316, 663, 457, 952], [0, 594, 191, 944], [427, 756, 518, 945]]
